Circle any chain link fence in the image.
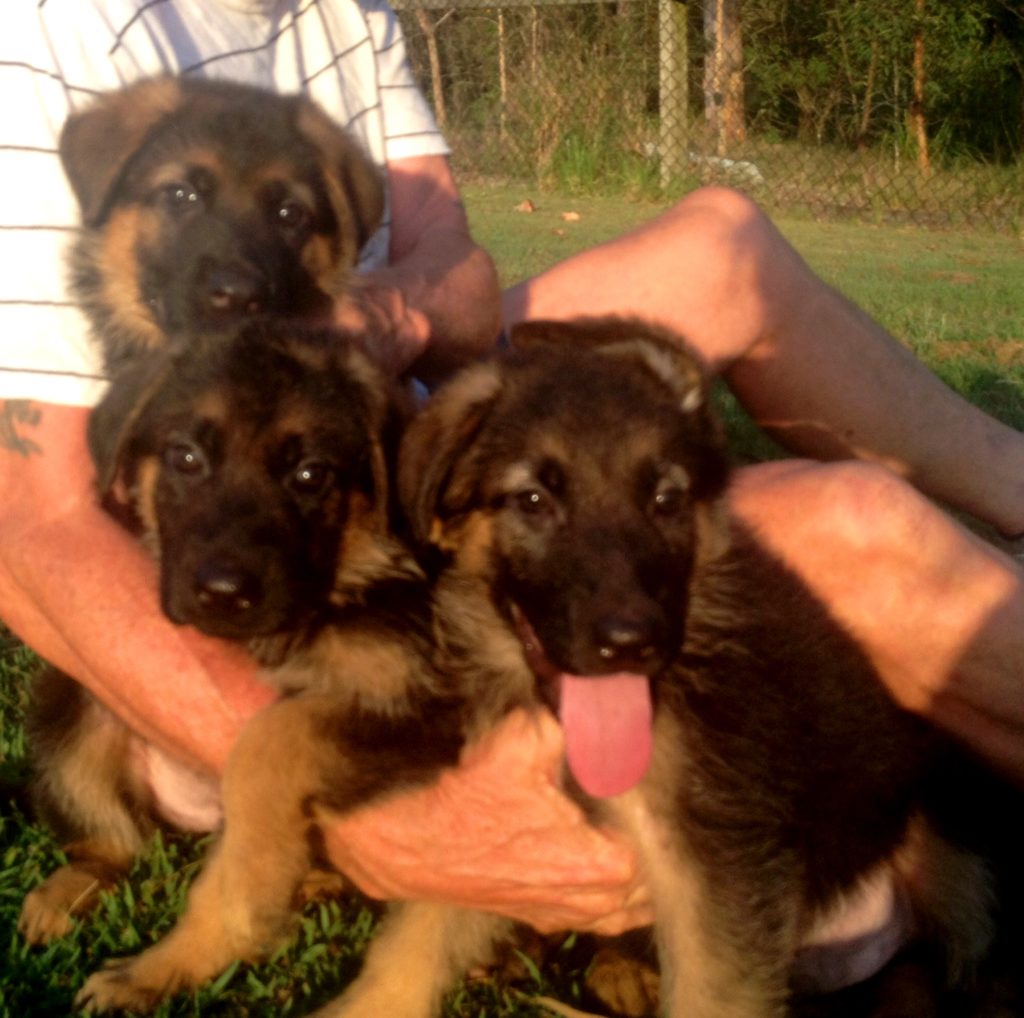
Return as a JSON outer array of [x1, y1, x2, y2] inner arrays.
[[393, 0, 1024, 232]]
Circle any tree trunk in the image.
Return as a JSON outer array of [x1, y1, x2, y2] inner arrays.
[[857, 38, 878, 148], [909, 0, 931, 176], [702, 0, 745, 156], [416, 9, 448, 134], [498, 8, 508, 140]]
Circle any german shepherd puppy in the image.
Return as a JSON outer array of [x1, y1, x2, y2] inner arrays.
[[384, 318, 999, 1018], [76, 318, 996, 1018], [18, 322, 416, 946], [59, 76, 384, 374]]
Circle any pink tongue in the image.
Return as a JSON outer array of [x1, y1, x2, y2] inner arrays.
[[558, 672, 653, 798]]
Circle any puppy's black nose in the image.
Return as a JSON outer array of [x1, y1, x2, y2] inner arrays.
[[593, 614, 661, 670], [203, 266, 268, 317], [193, 559, 263, 618]]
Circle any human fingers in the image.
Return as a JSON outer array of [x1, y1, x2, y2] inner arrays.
[[334, 281, 429, 375], [321, 709, 653, 933]]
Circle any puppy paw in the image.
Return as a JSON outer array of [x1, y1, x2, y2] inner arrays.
[[18, 864, 112, 945], [18, 887, 76, 944], [585, 946, 660, 1017], [75, 957, 185, 1014]]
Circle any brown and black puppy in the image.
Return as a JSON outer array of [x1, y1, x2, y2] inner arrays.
[[362, 317, 998, 1018], [18, 321, 416, 946], [73, 318, 998, 1018], [60, 76, 384, 374]]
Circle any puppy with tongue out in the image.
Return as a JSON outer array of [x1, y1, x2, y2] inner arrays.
[[385, 316, 991, 1018], [402, 316, 726, 809]]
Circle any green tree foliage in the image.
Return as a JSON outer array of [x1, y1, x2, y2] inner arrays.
[[399, 0, 1022, 165], [742, 0, 1024, 162]]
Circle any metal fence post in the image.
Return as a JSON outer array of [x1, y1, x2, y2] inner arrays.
[[659, 0, 688, 189]]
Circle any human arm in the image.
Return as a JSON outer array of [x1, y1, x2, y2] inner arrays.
[[729, 459, 1024, 784], [334, 154, 502, 383]]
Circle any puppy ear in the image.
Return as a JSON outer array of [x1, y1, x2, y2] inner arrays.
[[323, 342, 423, 595], [510, 316, 709, 415], [398, 361, 503, 547], [87, 354, 173, 510], [59, 77, 183, 227], [296, 100, 386, 268]]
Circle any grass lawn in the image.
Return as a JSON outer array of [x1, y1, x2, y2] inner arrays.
[[2, 183, 1023, 1015]]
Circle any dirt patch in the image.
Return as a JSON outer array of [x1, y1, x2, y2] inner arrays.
[[931, 338, 1024, 365]]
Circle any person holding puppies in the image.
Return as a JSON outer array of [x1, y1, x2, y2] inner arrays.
[[2, 0, 1024, 996]]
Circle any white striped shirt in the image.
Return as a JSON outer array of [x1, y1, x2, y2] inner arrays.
[[0, 0, 448, 405]]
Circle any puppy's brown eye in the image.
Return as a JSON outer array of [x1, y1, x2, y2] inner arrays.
[[276, 200, 312, 236], [652, 486, 688, 518], [164, 440, 206, 476], [513, 489, 552, 516], [157, 182, 201, 214], [290, 460, 332, 495]]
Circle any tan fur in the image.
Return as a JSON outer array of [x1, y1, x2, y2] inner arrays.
[[311, 904, 509, 1018], [92, 208, 165, 349], [131, 456, 162, 543], [294, 101, 384, 277], [18, 696, 150, 944], [582, 948, 659, 1017], [271, 629, 427, 709], [76, 653, 457, 1013]]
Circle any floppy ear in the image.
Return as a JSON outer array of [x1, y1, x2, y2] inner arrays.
[[59, 77, 183, 227], [397, 361, 503, 548], [510, 315, 710, 416], [318, 342, 423, 595], [87, 354, 174, 510], [295, 100, 386, 267], [339, 343, 406, 531]]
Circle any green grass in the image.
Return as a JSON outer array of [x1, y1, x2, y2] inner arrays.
[[3, 185, 1024, 1014]]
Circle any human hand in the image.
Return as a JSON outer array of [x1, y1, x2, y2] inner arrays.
[[333, 273, 431, 376], [322, 708, 654, 935]]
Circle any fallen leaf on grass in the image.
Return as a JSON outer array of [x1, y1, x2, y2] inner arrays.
[[515, 199, 536, 213], [561, 210, 581, 222]]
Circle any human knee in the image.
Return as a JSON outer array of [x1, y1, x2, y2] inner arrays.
[[805, 462, 934, 554], [666, 186, 805, 341], [670, 186, 773, 257]]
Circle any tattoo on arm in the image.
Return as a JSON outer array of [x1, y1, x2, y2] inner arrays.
[[0, 401, 43, 457]]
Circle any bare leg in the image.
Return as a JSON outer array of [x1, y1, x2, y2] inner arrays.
[[730, 460, 1024, 780], [503, 186, 1024, 536]]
